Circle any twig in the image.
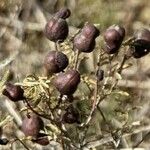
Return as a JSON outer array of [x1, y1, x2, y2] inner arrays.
[[84, 125, 150, 149], [80, 53, 102, 127], [23, 98, 53, 121], [11, 137, 30, 150], [108, 54, 114, 75], [133, 131, 150, 148], [97, 106, 129, 148], [122, 37, 135, 46], [80, 126, 90, 148], [16, 138, 30, 150], [97, 106, 107, 123], [61, 134, 66, 150], [74, 49, 80, 70], [55, 42, 58, 51], [118, 55, 128, 74], [54, 41, 61, 51], [4, 99, 22, 126]]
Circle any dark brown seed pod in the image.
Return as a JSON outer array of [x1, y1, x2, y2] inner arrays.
[[74, 35, 96, 52], [104, 25, 125, 54], [34, 136, 49, 146], [134, 28, 150, 47], [96, 69, 104, 81], [131, 28, 150, 58], [73, 23, 100, 53], [54, 8, 71, 19], [0, 138, 9, 145], [2, 83, 24, 102], [21, 114, 44, 137], [44, 17, 69, 42], [53, 69, 80, 95], [130, 46, 149, 59], [44, 51, 69, 75], [82, 23, 100, 38], [32, 133, 49, 146], [62, 105, 80, 124]]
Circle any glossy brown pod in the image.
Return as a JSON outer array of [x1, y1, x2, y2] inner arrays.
[[53, 69, 80, 95], [96, 69, 104, 81], [54, 8, 71, 19], [62, 105, 80, 124], [74, 34, 96, 53], [44, 17, 69, 42], [34, 136, 49, 146], [32, 133, 49, 146], [2, 83, 24, 102], [0, 138, 9, 145], [104, 25, 125, 54], [21, 114, 44, 137], [73, 23, 100, 53], [131, 28, 150, 58], [82, 23, 100, 39], [44, 51, 69, 74]]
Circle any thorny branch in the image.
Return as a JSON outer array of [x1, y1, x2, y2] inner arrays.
[[84, 125, 150, 149]]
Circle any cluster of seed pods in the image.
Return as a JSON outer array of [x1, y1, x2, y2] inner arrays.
[[103, 24, 150, 57], [2, 7, 150, 146], [44, 8, 100, 124], [2, 83, 49, 145]]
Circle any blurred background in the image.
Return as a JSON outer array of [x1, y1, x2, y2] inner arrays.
[[0, 0, 150, 76], [0, 0, 150, 149]]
